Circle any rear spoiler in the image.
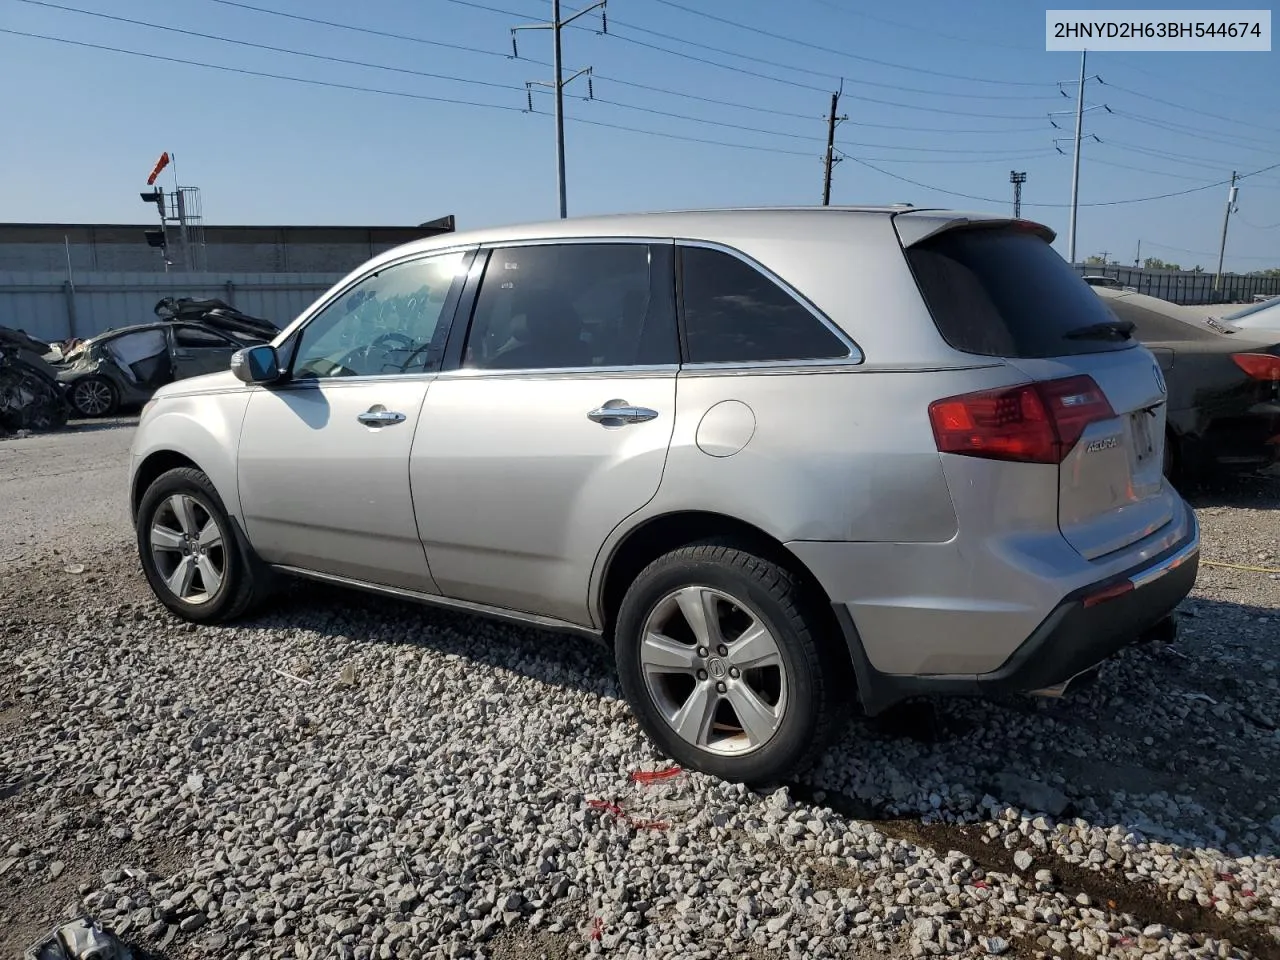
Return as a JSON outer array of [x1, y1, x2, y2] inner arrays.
[[892, 210, 1056, 247]]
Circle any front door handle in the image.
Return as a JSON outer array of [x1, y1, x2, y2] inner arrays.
[[357, 408, 407, 427], [587, 400, 659, 427]]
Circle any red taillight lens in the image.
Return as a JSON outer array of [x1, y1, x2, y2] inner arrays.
[[929, 375, 1115, 465], [1232, 353, 1280, 381]]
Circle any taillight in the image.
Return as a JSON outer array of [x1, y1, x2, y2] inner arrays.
[[929, 375, 1115, 465], [1232, 353, 1280, 381]]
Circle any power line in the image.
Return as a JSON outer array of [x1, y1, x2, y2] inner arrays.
[[0, 27, 813, 158], [14, 0, 1060, 155], [845, 156, 1280, 208], [804, 0, 1040, 52], [202, 0, 512, 61], [1105, 108, 1280, 153], [1100, 79, 1280, 138], [1085, 157, 1210, 182], [14, 0, 527, 93], [1142, 239, 1278, 262], [195, 0, 1061, 122], [644, 0, 1052, 86]]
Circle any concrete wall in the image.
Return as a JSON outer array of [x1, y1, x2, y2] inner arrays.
[[0, 271, 344, 343], [0, 224, 445, 275]]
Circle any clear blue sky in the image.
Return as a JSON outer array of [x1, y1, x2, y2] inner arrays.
[[1, 0, 1277, 270]]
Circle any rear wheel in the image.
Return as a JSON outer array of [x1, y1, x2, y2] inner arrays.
[[136, 467, 266, 623], [614, 540, 846, 784], [70, 376, 118, 417]]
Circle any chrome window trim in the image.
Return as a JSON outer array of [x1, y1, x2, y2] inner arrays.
[[437, 363, 680, 382], [479, 236, 675, 249], [675, 238, 865, 366]]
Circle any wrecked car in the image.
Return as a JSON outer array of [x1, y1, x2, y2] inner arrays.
[[57, 299, 278, 418], [0, 327, 69, 435]]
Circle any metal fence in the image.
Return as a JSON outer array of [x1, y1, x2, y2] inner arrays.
[[0, 270, 344, 343], [1072, 264, 1280, 305]]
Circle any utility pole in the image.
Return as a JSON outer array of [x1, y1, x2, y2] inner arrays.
[[1135, 239, 1141, 267], [1213, 171, 1239, 295], [1009, 171, 1026, 218], [822, 81, 846, 206], [1067, 49, 1086, 266], [511, 0, 606, 219], [1049, 52, 1107, 266]]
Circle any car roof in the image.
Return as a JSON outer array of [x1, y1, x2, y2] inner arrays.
[[360, 205, 1045, 267]]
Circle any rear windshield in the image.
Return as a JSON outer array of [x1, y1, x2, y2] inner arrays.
[[905, 226, 1135, 358]]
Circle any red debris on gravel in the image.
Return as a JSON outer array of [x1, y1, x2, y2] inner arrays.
[[629, 766, 682, 785], [585, 797, 669, 831]]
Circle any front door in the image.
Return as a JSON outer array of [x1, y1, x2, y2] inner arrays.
[[412, 241, 679, 625], [237, 248, 470, 591]]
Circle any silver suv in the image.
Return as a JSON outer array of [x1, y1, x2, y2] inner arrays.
[[129, 207, 1200, 784]]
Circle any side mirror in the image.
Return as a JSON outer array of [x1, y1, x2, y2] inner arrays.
[[230, 344, 282, 384]]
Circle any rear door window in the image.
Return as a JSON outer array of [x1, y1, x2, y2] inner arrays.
[[678, 246, 849, 364], [905, 226, 1135, 358]]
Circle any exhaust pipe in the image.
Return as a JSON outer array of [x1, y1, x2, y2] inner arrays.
[[1029, 666, 1101, 699]]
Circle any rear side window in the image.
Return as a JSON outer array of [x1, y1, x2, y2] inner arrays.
[[173, 326, 232, 348], [906, 227, 1134, 358], [679, 246, 849, 364], [464, 243, 677, 371], [1102, 298, 1221, 342]]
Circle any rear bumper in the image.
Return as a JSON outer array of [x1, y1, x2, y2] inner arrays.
[[831, 506, 1200, 715], [1171, 405, 1280, 473]]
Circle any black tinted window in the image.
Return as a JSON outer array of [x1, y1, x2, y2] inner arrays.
[[679, 247, 848, 363], [906, 227, 1134, 358], [465, 244, 676, 370], [173, 326, 231, 348], [1102, 297, 1221, 342]]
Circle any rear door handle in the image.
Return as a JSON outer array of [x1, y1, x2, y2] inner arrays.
[[587, 400, 659, 426], [357, 408, 407, 426]]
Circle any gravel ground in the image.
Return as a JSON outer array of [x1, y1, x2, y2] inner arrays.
[[1, 423, 1277, 960]]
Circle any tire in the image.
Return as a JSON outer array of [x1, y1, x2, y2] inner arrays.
[[136, 466, 267, 623], [69, 375, 118, 418], [614, 539, 847, 785]]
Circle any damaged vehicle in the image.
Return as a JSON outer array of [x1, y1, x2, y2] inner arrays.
[[58, 299, 278, 418], [0, 326, 69, 434]]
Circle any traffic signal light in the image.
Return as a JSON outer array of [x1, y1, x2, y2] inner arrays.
[[140, 189, 166, 218], [144, 229, 167, 249]]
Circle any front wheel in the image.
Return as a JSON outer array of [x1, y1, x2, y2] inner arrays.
[[614, 540, 847, 784], [136, 466, 264, 623]]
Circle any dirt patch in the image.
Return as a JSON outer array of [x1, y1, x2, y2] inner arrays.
[[488, 928, 575, 960], [883, 820, 1279, 960]]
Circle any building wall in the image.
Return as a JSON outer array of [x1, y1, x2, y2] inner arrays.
[[0, 224, 445, 275], [0, 271, 345, 343]]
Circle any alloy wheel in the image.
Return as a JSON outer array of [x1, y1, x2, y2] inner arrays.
[[148, 494, 226, 604], [639, 585, 787, 756], [73, 379, 113, 416]]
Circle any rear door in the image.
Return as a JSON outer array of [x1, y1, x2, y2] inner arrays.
[[902, 221, 1177, 560], [411, 240, 679, 625], [170, 324, 240, 379]]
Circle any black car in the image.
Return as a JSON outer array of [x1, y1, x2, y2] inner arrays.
[[1095, 287, 1280, 480], [56, 298, 278, 417]]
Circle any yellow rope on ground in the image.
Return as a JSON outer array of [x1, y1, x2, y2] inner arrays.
[[1202, 560, 1280, 574]]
